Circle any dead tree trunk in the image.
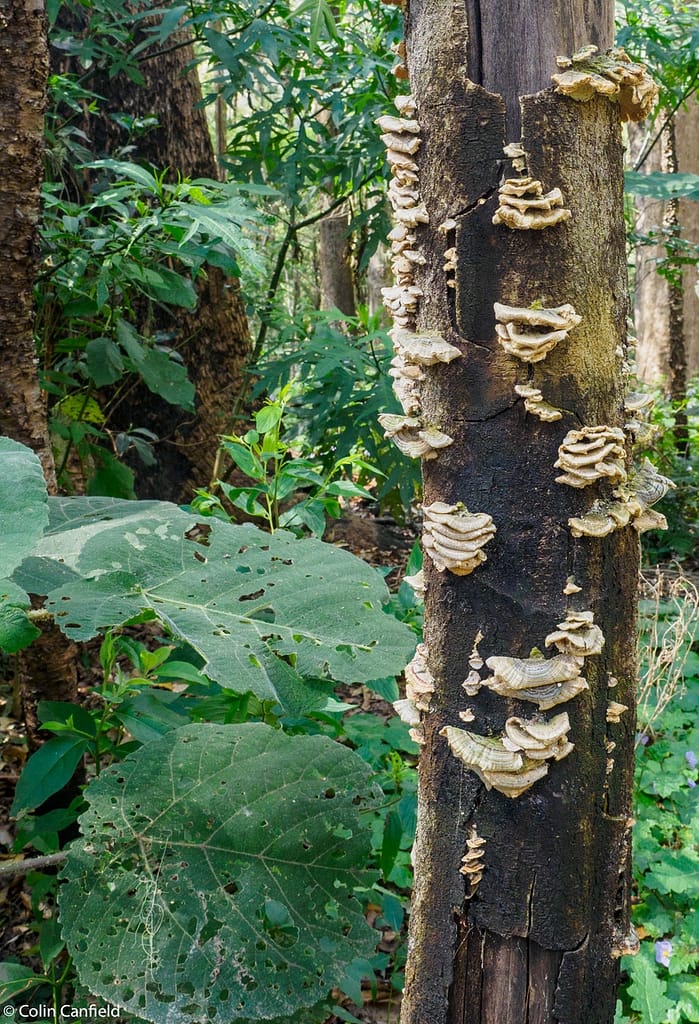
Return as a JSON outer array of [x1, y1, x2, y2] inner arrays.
[[386, 3, 650, 1022]]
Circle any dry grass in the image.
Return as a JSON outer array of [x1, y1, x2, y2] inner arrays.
[[636, 567, 699, 745]]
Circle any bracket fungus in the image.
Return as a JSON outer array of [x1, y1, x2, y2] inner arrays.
[[514, 384, 563, 422], [568, 499, 632, 538], [394, 94, 416, 117], [493, 176, 571, 231], [545, 610, 605, 658], [403, 568, 425, 598], [440, 726, 550, 798], [502, 712, 574, 762], [461, 829, 486, 894], [378, 413, 453, 460], [606, 701, 629, 724], [503, 141, 527, 173], [494, 302, 582, 363], [626, 458, 676, 510], [484, 653, 588, 710], [554, 425, 627, 488], [404, 642, 435, 711], [552, 46, 659, 122], [422, 502, 496, 575], [392, 329, 461, 366]]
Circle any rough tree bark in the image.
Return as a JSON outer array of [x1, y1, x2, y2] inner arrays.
[[52, 6, 251, 501], [395, 3, 643, 1022], [0, 0, 79, 748], [0, 0, 56, 488], [318, 206, 357, 316]]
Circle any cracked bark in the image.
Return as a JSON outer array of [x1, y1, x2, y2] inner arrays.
[[400, 3, 638, 1023]]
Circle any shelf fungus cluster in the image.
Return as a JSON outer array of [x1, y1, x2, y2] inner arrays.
[[554, 425, 627, 488], [545, 610, 605, 659], [567, 456, 675, 538], [440, 715, 573, 798], [492, 176, 571, 231], [494, 302, 582, 363], [552, 45, 659, 123], [484, 653, 588, 710], [377, 97, 462, 446], [514, 385, 562, 422], [422, 502, 496, 575], [393, 642, 434, 745], [460, 829, 486, 895], [378, 413, 453, 460]]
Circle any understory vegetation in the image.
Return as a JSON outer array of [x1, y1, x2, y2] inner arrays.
[[1, 1, 698, 1022]]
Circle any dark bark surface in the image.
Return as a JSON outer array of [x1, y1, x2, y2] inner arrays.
[[0, 0, 56, 488], [399, 3, 639, 1022]]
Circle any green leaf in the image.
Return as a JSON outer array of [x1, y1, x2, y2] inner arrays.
[[29, 502, 414, 714], [0, 437, 49, 579], [646, 850, 699, 898], [255, 404, 283, 434], [123, 263, 198, 309], [116, 320, 195, 410], [627, 951, 675, 1024], [0, 598, 40, 654], [39, 915, 66, 971], [84, 337, 125, 387], [0, 962, 45, 1003], [625, 171, 699, 201], [38, 700, 97, 738], [59, 723, 378, 1024], [380, 810, 403, 880], [10, 736, 88, 816], [87, 452, 136, 499]]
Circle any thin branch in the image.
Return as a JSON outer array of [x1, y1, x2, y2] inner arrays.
[[0, 852, 67, 879]]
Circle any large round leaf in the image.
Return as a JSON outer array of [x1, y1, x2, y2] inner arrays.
[[0, 437, 48, 579], [23, 500, 415, 712], [60, 723, 378, 1024]]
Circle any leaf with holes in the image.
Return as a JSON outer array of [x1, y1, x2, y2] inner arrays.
[[59, 723, 378, 1024], [17, 498, 415, 713], [0, 438, 48, 580]]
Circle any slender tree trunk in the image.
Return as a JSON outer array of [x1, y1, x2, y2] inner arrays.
[[0, 0, 55, 489], [51, 6, 251, 502], [633, 102, 699, 390], [0, 0, 80, 754], [392, 3, 642, 1022], [318, 205, 357, 316]]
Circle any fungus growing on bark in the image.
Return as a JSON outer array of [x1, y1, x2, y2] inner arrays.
[[514, 384, 563, 422], [393, 697, 421, 727], [378, 413, 454, 460], [494, 302, 582, 362], [568, 499, 632, 538], [403, 568, 425, 597], [545, 610, 605, 658], [554, 425, 627, 488], [626, 458, 676, 510], [422, 502, 496, 575], [461, 828, 486, 894], [503, 141, 527, 173], [606, 701, 629, 724], [438, 217, 458, 234], [552, 46, 659, 122], [493, 177, 571, 230], [392, 329, 461, 366], [440, 726, 551, 797], [564, 577, 582, 595], [483, 653, 588, 710], [502, 712, 574, 761], [405, 642, 434, 711], [394, 94, 417, 116], [375, 114, 421, 135], [462, 671, 482, 696]]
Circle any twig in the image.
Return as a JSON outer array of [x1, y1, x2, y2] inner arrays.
[[0, 852, 68, 879]]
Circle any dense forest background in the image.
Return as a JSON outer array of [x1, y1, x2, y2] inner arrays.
[[0, 1, 698, 1022]]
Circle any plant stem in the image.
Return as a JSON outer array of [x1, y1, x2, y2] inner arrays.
[[0, 852, 67, 878]]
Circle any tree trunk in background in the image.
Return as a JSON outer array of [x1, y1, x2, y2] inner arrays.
[[0, 0, 80, 752], [396, 2, 641, 1021], [0, 0, 56, 489], [52, 7, 251, 502], [633, 102, 699, 388], [318, 205, 357, 316]]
